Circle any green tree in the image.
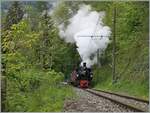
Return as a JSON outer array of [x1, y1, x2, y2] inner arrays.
[[37, 10, 54, 69], [35, 1, 48, 12], [4, 1, 24, 30], [2, 2, 24, 111]]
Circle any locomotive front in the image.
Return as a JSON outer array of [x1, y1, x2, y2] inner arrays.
[[70, 62, 93, 88]]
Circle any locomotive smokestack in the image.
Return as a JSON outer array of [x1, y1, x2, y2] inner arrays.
[[83, 62, 86, 67]]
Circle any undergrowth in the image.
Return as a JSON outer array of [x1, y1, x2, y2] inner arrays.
[[93, 64, 149, 100], [6, 69, 75, 112]]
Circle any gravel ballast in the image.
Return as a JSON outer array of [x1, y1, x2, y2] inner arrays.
[[63, 87, 135, 112]]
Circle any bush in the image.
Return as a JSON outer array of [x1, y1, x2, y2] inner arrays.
[[6, 69, 75, 112]]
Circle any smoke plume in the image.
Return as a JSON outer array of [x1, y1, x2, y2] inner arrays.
[[58, 4, 111, 67]]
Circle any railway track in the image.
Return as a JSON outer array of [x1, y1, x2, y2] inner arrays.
[[84, 88, 149, 112]]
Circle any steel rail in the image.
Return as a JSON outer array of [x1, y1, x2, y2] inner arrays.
[[84, 89, 149, 112], [92, 88, 149, 103]]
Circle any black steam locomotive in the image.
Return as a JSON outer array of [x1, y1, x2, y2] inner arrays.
[[70, 62, 93, 88]]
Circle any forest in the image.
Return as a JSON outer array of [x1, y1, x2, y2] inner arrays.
[[1, 1, 149, 112]]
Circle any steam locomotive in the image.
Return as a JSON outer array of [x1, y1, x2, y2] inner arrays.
[[70, 62, 93, 88]]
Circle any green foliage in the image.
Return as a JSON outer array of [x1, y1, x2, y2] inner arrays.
[[2, 1, 79, 111], [35, 1, 49, 12], [2, 20, 40, 76], [52, 2, 71, 25], [91, 1, 149, 99], [93, 66, 149, 99], [6, 69, 75, 112], [4, 1, 24, 30]]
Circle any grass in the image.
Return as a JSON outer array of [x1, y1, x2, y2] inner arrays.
[[93, 65, 149, 100]]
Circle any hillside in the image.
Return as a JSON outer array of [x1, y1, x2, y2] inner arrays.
[[89, 1, 149, 99]]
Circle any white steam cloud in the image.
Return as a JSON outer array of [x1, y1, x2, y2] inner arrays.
[[58, 4, 111, 67]]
